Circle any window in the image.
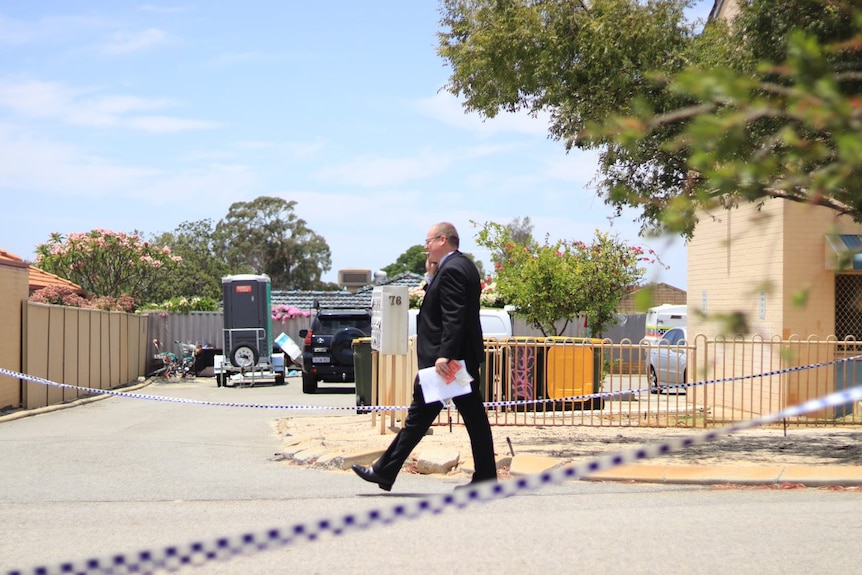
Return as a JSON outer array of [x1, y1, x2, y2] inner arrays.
[[835, 275, 862, 339]]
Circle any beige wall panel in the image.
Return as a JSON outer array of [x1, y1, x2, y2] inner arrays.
[[78, 312, 91, 391], [89, 312, 103, 390], [24, 304, 50, 409], [46, 306, 65, 406], [108, 312, 121, 387], [118, 313, 130, 384], [64, 308, 81, 402], [0, 264, 27, 410], [99, 312, 111, 390]]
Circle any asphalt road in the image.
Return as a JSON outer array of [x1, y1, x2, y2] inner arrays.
[[2, 377, 862, 575]]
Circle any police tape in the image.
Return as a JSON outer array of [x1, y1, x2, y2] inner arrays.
[[3, 352, 862, 413], [6, 378, 862, 575]]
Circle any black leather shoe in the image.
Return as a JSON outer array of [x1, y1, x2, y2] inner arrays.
[[351, 464, 393, 492]]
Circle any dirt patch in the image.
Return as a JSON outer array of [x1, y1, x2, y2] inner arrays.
[[275, 414, 862, 470]]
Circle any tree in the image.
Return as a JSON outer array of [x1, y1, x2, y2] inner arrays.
[[213, 196, 332, 290], [150, 219, 230, 303], [487, 217, 537, 266], [475, 222, 645, 336], [601, 0, 862, 235], [438, 0, 703, 235], [438, 0, 862, 238], [381, 245, 428, 277], [34, 229, 182, 306]]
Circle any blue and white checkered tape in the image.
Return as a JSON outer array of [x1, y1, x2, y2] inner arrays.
[[3, 355, 862, 575]]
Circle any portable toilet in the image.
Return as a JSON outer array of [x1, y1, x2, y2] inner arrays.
[[222, 274, 272, 368]]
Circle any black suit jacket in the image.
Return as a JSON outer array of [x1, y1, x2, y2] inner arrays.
[[415, 250, 484, 373]]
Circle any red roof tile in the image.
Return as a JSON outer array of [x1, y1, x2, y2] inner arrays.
[[0, 247, 85, 294]]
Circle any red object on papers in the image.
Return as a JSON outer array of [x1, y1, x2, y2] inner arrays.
[[442, 359, 462, 384]]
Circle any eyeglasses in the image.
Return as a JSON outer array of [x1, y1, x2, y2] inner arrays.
[[424, 235, 445, 246]]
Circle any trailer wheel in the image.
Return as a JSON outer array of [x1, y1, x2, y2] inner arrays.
[[274, 374, 285, 386], [230, 344, 259, 369]]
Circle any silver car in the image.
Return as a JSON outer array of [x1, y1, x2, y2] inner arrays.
[[648, 327, 688, 393]]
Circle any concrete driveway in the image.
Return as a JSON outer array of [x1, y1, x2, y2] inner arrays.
[[3, 376, 862, 575]]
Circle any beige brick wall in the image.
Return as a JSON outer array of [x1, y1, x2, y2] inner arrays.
[[690, 200, 862, 340], [689, 200, 786, 340], [0, 260, 28, 410], [783, 202, 862, 339], [689, 199, 862, 415]]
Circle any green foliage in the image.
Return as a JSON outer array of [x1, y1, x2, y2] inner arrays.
[[611, 2, 862, 233], [138, 296, 220, 313], [382, 244, 428, 277], [599, 0, 862, 234], [34, 229, 182, 305], [149, 219, 229, 303], [31, 196, 333, 310], [438, 0, 699, 236], [213, 196, 332, 290], [474, 221, 646, 336], [439, 0, 862, 238]]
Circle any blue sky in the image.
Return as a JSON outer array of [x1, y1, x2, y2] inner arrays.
[[0, 1, 715, 289]]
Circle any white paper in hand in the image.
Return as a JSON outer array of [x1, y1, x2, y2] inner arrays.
[[418, 360, 473, 405]]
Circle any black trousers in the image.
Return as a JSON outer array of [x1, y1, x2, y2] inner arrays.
[[373, 369, 497, 484]]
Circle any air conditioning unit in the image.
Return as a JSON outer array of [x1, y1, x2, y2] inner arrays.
[[338, 268, 372, 291]]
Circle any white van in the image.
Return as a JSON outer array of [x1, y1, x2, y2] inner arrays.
[[407, 308, 513, 339], [644, 304, 687, 344]]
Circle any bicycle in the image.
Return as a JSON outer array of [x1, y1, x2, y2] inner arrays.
[[152, 339, 195, 381], [174, 340, 198, 379]]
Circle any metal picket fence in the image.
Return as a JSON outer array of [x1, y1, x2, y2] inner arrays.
[[464, 335, 862, 429]]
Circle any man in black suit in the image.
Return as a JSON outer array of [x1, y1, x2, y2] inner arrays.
[[352, 222, 497, 491]]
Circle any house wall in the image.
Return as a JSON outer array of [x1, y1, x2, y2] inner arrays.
[[712, 0, 740, 21], [0, 258, 28, 410], [688, 199, 786, 340], [783, 202, 862, 339], [689, 198, 862, 415], [687, 198, 862, 340]]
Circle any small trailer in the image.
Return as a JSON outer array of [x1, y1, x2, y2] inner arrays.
[[213, 274, 286, 387]]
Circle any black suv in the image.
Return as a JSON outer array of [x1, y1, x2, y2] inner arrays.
[[298, 308, 371, 393]]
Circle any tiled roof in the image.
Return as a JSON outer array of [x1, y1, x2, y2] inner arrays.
[[0, 249, 29, 270], [271, 272, 424, 311], [0, 248, 86, 294], [28, 267, 87, 295]]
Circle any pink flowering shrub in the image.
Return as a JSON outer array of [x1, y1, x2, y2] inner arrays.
[[29, 285, 138, 312], [271, 304, 311, 324]]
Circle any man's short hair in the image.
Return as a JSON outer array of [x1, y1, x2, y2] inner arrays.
[[436, 222, 459, 248]]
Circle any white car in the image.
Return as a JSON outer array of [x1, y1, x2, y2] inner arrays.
[[648, 327, 688, 393]]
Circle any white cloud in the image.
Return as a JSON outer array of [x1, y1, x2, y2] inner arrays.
[[205, 51, 287, 67], [414, 91, 550, 137], [0, 124, 253, 205], [124, 115, 218, 133], [134, 163, 258, 207], [101, 28, 167, 54], [0, 79, 217, 132], [314, 151, 454, 188], [0, 14, 111, 46], [0, 124, 159, 196], [137, 4, 191, 15], [235, 139, 325, 159]]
